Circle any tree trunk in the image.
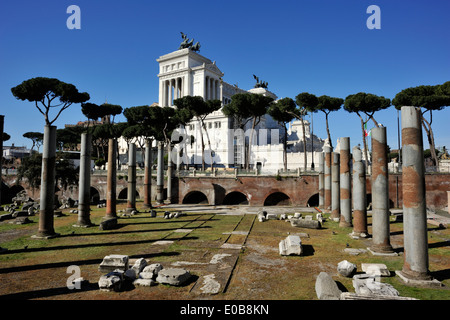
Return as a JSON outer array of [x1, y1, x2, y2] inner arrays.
[[421, 113, 438, 168], [325, 112, 333, 150], [358, 113, 369, 172]]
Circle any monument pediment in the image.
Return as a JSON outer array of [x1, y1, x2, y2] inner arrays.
[[205, 62, 224, 76]]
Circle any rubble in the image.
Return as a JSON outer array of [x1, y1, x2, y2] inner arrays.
[[279, 235, 302, 256]]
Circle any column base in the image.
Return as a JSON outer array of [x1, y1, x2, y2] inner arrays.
[[32, 232, 60, 239], [339, 220, 352, 228], [367, 246, 398, 256], [395, 270, 442, 288], [349, 231, 369, 239], [73, 223, 94, 228]]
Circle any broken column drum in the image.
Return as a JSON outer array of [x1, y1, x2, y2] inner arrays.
[[126, 142, 137, 213], [323, 146, 332, 210], [105, 138, 117, 219], [331, 152, 340, 220], [399, 106, 431, 280], [339, 137, 352, 227], [370, 126, 394, 253], [352, 145, 368, 237], [36, 125, 58, 238], [156, 141, 165, 204], [76, 132, 93, 227], [318, 153, 324, 208]]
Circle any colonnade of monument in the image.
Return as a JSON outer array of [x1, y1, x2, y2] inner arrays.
[[317, 106, 435, 284], [160, 75, 221, 107]]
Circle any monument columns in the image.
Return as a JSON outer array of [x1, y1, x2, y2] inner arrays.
[[351, 145, 368, 237], [76, 132, 93, 227], [339, 137, 352, 227], [156, 141, 165, 204], [35, 125, 58, 238], [398, 106, 432, 281], [126, 143, 137, 213], [318, 153, 324, 209], [105, 138, 117, 220], [323, 146, 332, 210], [369, 126, 394, 254], [143, 139, 152, 208], [331, 152, 340, 220]]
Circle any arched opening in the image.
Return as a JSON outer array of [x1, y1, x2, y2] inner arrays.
[[118, 188, 139, 200], [90, 187, 100, 204], [182, 191, 208, 204], [264, 192, 291, 206], [222, 191, 248, 205], [307, 193, 319, 207], [118, 188, 127, 200]]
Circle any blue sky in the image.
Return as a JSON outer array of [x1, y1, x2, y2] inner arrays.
[[1, 0, 449, 152]]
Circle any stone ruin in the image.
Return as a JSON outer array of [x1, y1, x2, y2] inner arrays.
[[97, 254, 192, 292], [257, 210, 323, 229], [315, 261, 416, 300]]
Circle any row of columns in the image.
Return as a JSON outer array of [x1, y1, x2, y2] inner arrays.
[[205, 76, 220, 101], [317, 106, 433, 283], [162, 77, 184, 107]]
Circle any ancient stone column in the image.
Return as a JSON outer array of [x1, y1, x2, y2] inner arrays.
[[318, 153, 324, 209], [351, 145, 368, 237], [331, 152, 340, 220], [166, 142, 173, 204], [105, 138, 117, 219], [339, 137, 352, 227], [126, 143, 137, 213], [143, 139, 152, 208], [323, 146, 332, 210], [35, 125, 58, 238], [398, 106, 431, 280], [76, 132, 93, 227], [156, 141, 164, 204], [369, 126, 394, 254]]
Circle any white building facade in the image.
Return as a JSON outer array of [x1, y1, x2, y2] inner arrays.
[[119, 47, 326, 172]]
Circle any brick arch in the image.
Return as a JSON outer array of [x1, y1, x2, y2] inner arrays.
[[222, 190, 249, 205], [91, 184, 106, 201], [182, 190, 209, 204], [263, 190, 292, 206]]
